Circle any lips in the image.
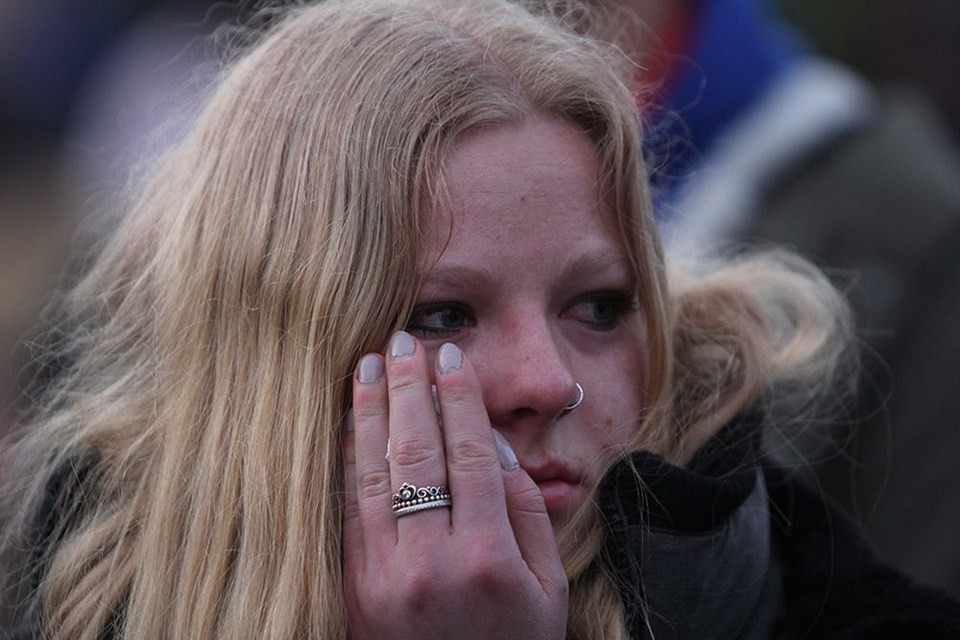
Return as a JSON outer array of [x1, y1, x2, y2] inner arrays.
[[524, 462, 585, 513]]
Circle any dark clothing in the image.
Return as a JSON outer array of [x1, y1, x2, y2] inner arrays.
[[599, 415, 960, 639], [748, 89, 960, 595]]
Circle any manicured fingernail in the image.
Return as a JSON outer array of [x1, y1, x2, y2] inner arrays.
[[344, 408, 355, 432], [385, 438, 391, 460], [390, 331, 415, 360], [357, 354, 383, 383], [493, 429, 519, 471], [438, 342, 462, 374]]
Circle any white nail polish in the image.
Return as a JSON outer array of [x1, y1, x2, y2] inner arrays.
[[438, 342, 462, 374], [389, 331, 415, 360], [493, 429, 519, 471], [357, 354, 383, 384]]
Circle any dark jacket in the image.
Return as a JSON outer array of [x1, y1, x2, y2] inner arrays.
[[599, 415, 960, 639]]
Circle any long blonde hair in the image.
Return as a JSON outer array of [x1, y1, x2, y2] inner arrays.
[[0, 1, 852, 637]]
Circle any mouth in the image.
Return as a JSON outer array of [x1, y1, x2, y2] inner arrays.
[[525, 463, 586, 514], [534, 479, 584, 513]]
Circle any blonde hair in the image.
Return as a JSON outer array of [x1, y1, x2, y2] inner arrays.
[[0, 1, 852, 638]]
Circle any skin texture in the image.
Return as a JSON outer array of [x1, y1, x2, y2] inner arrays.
[[342, 115, 648, 639]]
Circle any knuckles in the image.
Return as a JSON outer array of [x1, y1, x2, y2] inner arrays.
[[447, 434, 499, 475], [387, 549, 522, 612], [351, 536, 567, 639], [389, 436, 445, 469], [356, 468, 392, 502]]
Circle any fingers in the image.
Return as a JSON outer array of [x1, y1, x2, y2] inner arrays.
[[342, 408, 369, 618], [433, 342, 510, 531], [384, 331, 451, 532], [351, 353, 395, 545], [350, 331, 453, 548], [502, 467, 565, 589], [349, 333, 553, 562], [342, 410, 359, 546], [434, 344, 562, 591], [434, 345, 558, 586], [345, 332, 567, 638]]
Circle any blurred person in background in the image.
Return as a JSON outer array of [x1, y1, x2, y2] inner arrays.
[[779, 0, 960, 145], [601, 0, 960, 597], [0, 0, 233, 444]]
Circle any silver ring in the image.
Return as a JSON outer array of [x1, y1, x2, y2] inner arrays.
[[392, 482, 452, 518], [563, 383, 584, 411]]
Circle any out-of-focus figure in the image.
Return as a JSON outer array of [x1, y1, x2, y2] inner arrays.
[[0, 0, 226, 444], [613, 0, 960, 596]]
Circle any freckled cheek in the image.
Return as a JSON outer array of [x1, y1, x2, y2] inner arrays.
[[601, 413, 637, 451], [588, 375, 647, 455]]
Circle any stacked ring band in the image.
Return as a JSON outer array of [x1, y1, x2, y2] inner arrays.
[[392, 482, 452, 517]]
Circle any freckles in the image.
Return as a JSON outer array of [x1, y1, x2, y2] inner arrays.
[[596, 411, 636, 448], [594, 413, 620, 441]]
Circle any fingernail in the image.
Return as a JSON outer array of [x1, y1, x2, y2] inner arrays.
[[344, 408, 355, 432], [357, 354, 383, 383], [389, 331, 416, 360], [493, 429, 519, 471], [438, 343, 462, 374], [385, 438, 391, 461]]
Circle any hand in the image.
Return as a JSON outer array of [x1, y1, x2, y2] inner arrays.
[[342, 331, 568, 640]]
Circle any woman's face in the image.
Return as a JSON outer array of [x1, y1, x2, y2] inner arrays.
[[412, 114, 649, 528]]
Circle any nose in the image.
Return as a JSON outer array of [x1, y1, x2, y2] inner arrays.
[[478, 317, 579, 433]]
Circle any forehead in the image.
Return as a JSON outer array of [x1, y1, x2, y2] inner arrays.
[[423, 115, 625, 266]]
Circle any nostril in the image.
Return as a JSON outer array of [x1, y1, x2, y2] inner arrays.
[[511, 407, 538, 421]]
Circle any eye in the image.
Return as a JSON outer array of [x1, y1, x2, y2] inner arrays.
[[563, 292, 638, 331], [406, 303, 475, 338]]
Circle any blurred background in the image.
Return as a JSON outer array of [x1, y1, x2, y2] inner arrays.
[[1, 0, 239, 437], [2, 0, 959, 593]]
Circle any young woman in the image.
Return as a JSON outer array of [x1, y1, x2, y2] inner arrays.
[[2, 0, 958, 638]]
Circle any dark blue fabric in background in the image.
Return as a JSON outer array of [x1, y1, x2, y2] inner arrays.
[[644, 0, 804, 219]]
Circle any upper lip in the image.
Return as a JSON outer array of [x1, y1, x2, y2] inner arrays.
[[523, 459, 583, 485]]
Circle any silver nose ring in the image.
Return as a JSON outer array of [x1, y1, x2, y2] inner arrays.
[[563, 383, 584, 412]]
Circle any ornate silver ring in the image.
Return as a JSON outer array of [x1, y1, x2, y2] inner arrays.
[[392, 482, 452, 518]]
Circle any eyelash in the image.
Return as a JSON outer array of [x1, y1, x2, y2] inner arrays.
[[405, 303, 475, 338], [405, 292, 638, 339], [563, 291, 638, 331]]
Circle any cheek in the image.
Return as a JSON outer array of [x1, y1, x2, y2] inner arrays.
[[591, 346, 648, 453], [592, 409, 639, 456]]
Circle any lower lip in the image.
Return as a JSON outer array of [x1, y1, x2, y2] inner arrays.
[[536, 479, 583, 512]]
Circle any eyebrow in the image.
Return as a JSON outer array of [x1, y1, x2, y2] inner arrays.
[[556, 249, 634, 284], [418, 248, 634, 293], [418, 264, 497, 292]]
